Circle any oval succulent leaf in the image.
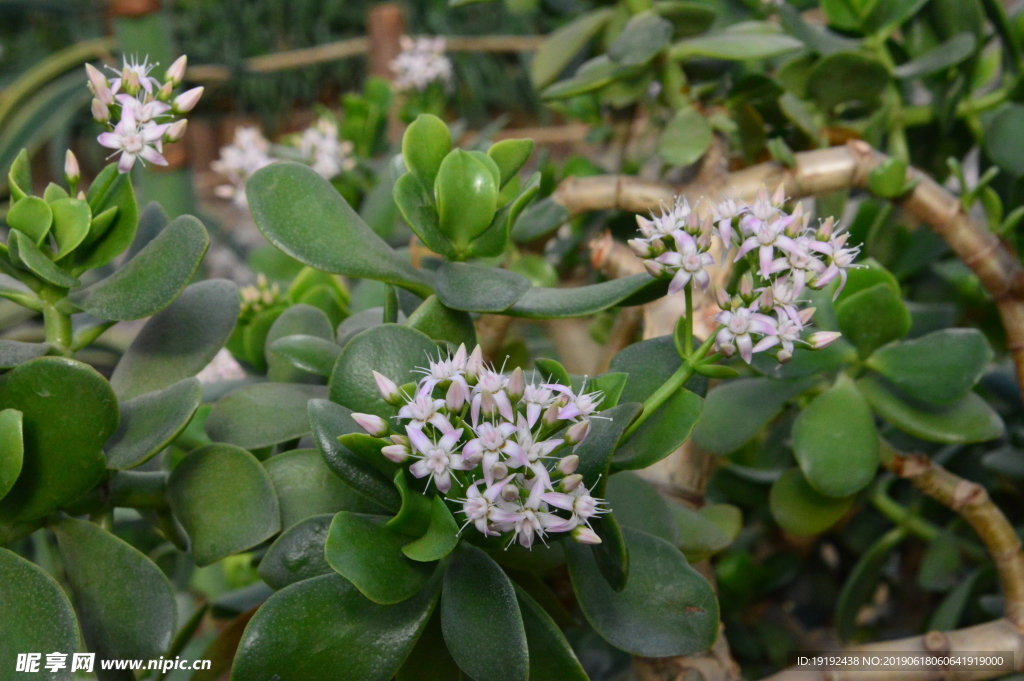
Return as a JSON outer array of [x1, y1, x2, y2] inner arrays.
[[205, 383, 329, 450], [105, 377, 202, 470], [769, 468, 855, 536], [434, 149, 499, 253], [0, 409, 24, 502], [434, 261, 532, 313], [402, 114, 452, 191]]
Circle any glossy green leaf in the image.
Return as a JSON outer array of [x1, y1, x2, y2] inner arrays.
[[0, 357, 117, 520], [535, 357, 571, 386], [434, 261, 531, 312], [7, 149, 31, 201], [68, 215, 209, 321], [78, 163, 139, 270], [806, 51, 889, 112], [692, 377, 813, 454], [613, 389, 702, 470], [986, 104, 1024, 176], [49, 197, 91, 259], [396, 611, 461, 681], [566, 526, 719, 657], [231, 572, 440, 681], [894, 32, 976, 78], [435, 149, 499, 252], [511, 197, 569, 243], [769, 468, 854, 536], [205, 383, 328, 449], [0, 548, 80, 680], [403, 114, 451, 191], [670, 30, 803, 60], [52, 516, 176, 660], [506, 273, 666, 319], [469, 174, 540, 258], [259, 514, 335, 590], [326, 512, 435, 604], [605, 472, 678, 544], [515, 585, 589, 681], [575, 403, 642, 496], [610, 335, 707, 402], [388, 470, 434, 537], [105, 377, 202, 470], [338, 432, 397, 479], [266, 449, 383, 531], [242, 305, 286, 372], [530, 8, 614, 88], [866, 328, 992, 405], [836, 527, 906, 641], [0, 340, 48, 369], [835, 283, 911, 357], [329, 324, 438, 418], [590, 372, 627, 409], [309, 399, 401, 512], [393, 172, 457, 258], [270, 335, 341, 377], [793, 375, 878, 498], [442, 543, 528, 681], [487, 139, 534, 188], [867, 157, 910, 199], [8, 230, 80, 288], [402, 496, 460, 562], [609, 12, 673, 65], [111, 280, 240, 400], [0, 410, 23, 502], [265, 304, 334, 383], [167, 443, 281, 567], [248, 162, 433, 298], [7, 195, 52, 244], [835, 258, 899, 303], [406, 295, 477, 349], [856, 375, 1004, 444], [588, 513, 629, 592], [658, 107, 714, 166]]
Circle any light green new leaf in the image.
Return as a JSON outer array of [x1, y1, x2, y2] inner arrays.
[[0, 410, 23, 502], [670, 31, 803, 60], [7, 195, 52, 244], [78, 163, 139, 270], [49, 197, 91, 259], [658, 107, 713, 166]]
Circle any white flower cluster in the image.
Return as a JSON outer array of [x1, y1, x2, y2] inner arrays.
[[630, 186, 852, 363], [212, 127, 275, 208], [390, 36, 453, 92], [87, 56, 203, 173], [294, 117, 357, 180], [350, 344, 608, 549]]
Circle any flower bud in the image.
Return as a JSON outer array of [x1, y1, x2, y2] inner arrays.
[[564, 420, 591, 446], [373, 371, 402, 405], [771, 183, 786, 207], [124, 67, 141, 95], [91, 98, 110, 123], [465, 345, 483, 384], [739, 273, 754, 300], [557, 454, 579, 475], [817, 216, 834, 241], [636, 215, 654, 237], [165, 55, 188, 86], [808, 331, 842, 350], [64, 150, 80, 185], [85, 63, 109, 93], [390, 434, 410, 447], [643, 259, 666, 278], [798, 307, 816, 325], [165, 119, 188, 143], [714, 286, 731, 310], [491, 462, 509, 481], [758, 288, 774, 313], [479, 391, 499, 418], [572, 526, 602, 545], [445, 381, 465, 412], [628, 238, 653, 258], [542, 402, 561, 427], [351, 413, 389, 437], [157, 80, 174, 102], [777, 348, 793, 363], [381, 444, 410, 463], [172, 86, 204, 114], [507, 367, 525, 402], [500, 484, 520, 502], [561, 474, 583, 492]]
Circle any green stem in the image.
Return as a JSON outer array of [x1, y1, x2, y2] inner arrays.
[[621, 362, 694, 442], [683, 283, 693, 357], [42, 304, 73, 354]]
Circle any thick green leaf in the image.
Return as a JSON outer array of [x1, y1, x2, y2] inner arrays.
[[329, 324, 437, 418], [388, 470, 433, 536], [7, 195, 52, 244], [126, 201, 169, 260], [836, 258, 900, 304], [604, 472, 678, 544], [231, 571, 440, 681], [575, 403, 642, 496], [835, 283, 911, 357], [206, 383, 328, 450], [793, 376, 878, 498], [393, 172, 456, 258], [750, 337, 857, 379], [506, 273, 665, 319], [259, 514, 335, 590], [530, 9, 614, 88], [856, 375, 1004, 444], [0, 357, 117, 520], [0, 548, 80, 680], [565, 526, 719, 657], [105, 377, 202, 470], [589, 513, 630, 592], [50, 197, 91, 259], [0, 340, 48, 369], [270, 335, 341, 377], [0, 409, 23, 501], [511, 197, 569, 243], [406, 295, 477, 348], [9, 229, 81, 288], [836, 527, 906, 641], [894, 32, 976, 78], [670, 30, 803, 60], [7, 150, 31, 201], [541, 56, 642, 100], [442, 543, 528, 681], [78, 163, 139, 270], [610, 335, 707, 402], [309, 399, 401, 512], [928, 567, 982, 632], [326, 512, 435, 604], [402, 496, 460, 562], [248, 162, 433, 297], [515, 585, 589, 681], [52, 516, 176, 660], [434, 261, 531, 312], [613, 389, 702, 470], [673, 505, 732, 563], [986, 104, 1024, 176], [488, 139, 534, 188], [396, 611, 461, 681], [265, 448, 383, 530], [609, 12, 673, 65], [241, 305, 286, 372], [470, 173, 539, 259], [769, 468, 854, 536], [658, 107, 714, 166], [692, 377, 813, 454], [68, 215, 209, 321], [167, 443, 281, 567], [403, 114, 451, 191], [435, 150, 499, 252], [110, 280, 239, 400], [866, 329, 992, 405], [806, 51, 889, 112]]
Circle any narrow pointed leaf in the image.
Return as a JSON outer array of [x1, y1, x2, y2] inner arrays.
[[78, 163, 139, 269]]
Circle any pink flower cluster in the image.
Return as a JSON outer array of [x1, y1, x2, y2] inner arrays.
[[350, 344, 608, 548]]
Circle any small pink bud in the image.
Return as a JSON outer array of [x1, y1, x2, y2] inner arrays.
[[500, 485, 519, 502], [771, 183, 786, 207], [76, 190, 86, 200], [798, 307, 816, 325], [85, 63, 108, 92], [808, 331, 842, 350], [491, 462, 509, 481], [817, 216, 834, 240], [565, 420, 591, 446], [64, 150, 80, 184], [381, 444, 410, 463], [165, 55, 187, 86], [777, 348, 793, 363], [172, 86, 204, 113], [157, 81, 174, 102], [561, 474, 583, 492], [165, 119, 188, 143], [373, 371, 402, 405], [572, 526, 602, 545], [557, 454, 579, 475], [91, 98, 110, 123], [758, 288, 774, 313], [466, 345, 484, 383], [739, 273, 754, 299], [507, 367, 525, 402], [543, 402, 560, 427], [636, 215, 654, 236], [714, 286, 730, 309], [643, 259, 666, 278], [628, 239, 653, 258], [445, 382, 465, 412], [479, 391, 499, 418], [351, 412, 388, 437], [390, 434, 410, 447]]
